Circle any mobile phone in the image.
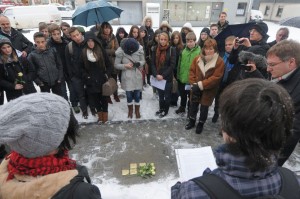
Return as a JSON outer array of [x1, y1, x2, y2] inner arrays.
[[236, 38, 243, 44], [240, 64, 252, 71]]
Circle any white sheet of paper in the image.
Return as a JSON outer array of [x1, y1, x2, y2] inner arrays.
[[150, 75, 166, 90], [16, 49, 23, 57], [185, 84, 191, 90], [175, 146, 217, 181]]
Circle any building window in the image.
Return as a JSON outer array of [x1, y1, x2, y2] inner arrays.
[[276, 6, 283, 17], [236, 2, 247, 16], [264, 5, 270, 16]]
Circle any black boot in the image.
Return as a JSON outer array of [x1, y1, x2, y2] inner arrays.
[[175, 106, 185, 114], [196, 122, 204, 134], [156, 101, 165, 116], [159, 104, 169, 118], [212, 113, 219, 123], [185, 118, 196, 130]]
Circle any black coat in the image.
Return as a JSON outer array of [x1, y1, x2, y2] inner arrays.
[[52, 166, 101, 199], [151, 46, 176, 83], [65, 40, 86, 79], [278, 67, 300, 165], [47, 37, 69, 80], [28, 47, 63, 86], [0, 58, 25, 101], [0, 28, 33, 54]]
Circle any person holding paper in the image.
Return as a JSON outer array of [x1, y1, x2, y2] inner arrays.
[[186, 38, 224, 134], [151, 32, 176, 118], [171, 78, 300, 198]]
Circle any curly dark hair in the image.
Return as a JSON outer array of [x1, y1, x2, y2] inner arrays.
[[220, 78, 294, 171]]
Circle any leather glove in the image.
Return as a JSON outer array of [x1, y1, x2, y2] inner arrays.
[[192, 84, 201, 95], [133, 62, 140, 68]]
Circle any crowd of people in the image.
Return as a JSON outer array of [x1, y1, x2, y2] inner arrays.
[[0, 11, 300, 198]]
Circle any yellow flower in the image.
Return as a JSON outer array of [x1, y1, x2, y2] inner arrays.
[[18, 72, 23, 77]]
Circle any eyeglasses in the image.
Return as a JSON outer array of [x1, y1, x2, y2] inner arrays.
[[267, 61, 284, 67]]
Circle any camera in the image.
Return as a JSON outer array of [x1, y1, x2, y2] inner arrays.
[[235, 38, 243, 44], [240, 64, 252, 71]]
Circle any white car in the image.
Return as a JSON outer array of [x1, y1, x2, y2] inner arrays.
[[55, 5, 74, 19], [250, 10, 264, 22]]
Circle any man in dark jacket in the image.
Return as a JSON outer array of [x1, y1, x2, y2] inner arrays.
[[227, 21, 270, 84], [28, 32, 63, 96], [217, 12, 229, 34], [47, 24, 75, 104], [65, 27, 88, 116], [267, 39, 300, 166], [0, 15, 33, 57], [268, 27, 289, 48]]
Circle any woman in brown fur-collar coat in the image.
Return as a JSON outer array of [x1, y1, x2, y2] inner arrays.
[[186, 38, 224, 134]]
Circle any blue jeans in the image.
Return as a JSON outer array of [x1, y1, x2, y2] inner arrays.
[[126, 90, 141, 104]]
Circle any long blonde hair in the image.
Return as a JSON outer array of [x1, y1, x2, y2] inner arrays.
[[0, 44, 18, 64]]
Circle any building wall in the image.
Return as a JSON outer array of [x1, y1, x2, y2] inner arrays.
[[259, 3, 299, 22]]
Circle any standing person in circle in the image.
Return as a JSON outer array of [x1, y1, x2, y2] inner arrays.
[[186, 38, 224, 134], [81, 32, 112, 123], [115, 38, 145, 119], [151, 32, 176, 118]]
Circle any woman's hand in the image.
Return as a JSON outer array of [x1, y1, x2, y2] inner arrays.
[[15, 84, 23, 90], [156, 75, 163, 81], [125, 63, 133, 69]]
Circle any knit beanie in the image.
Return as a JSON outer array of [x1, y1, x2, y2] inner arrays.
[[183, 22, 193, 31], [0, 93, 71, 158], [123, 38, 139, 55], [251, 22, 268, 38], [0, 37, 12, 48], [201, 28, 210, 35]]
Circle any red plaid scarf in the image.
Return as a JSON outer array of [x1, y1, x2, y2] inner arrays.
[[6, 150, 76, 180]]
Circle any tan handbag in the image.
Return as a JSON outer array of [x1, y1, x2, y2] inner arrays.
[[102, 75, 117, 96]]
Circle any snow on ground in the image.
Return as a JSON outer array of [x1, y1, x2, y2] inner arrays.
[[15, 21, 300, 199]]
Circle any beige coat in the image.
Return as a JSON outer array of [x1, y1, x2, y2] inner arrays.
[[0, 159, 78, 199]]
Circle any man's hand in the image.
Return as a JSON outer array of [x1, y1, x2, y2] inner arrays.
[[156, 75, 163, 81], [21, 51, 27, 57]]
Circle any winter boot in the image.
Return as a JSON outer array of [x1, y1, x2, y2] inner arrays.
[[114, 94, 120, 102], [135, 105, 141, 119], [196, 122, 204, 134], [107, 97, 113, 104], [156, 101, 164, 116], [175, 106, 185, 114], [97, 112, 103, 124], [102, 112, 108, 123], [185, 118, 196, 130], [159, 103, 169, 118], [128, 105, 133, 119], [82, 110, 88, 119], [212, 113, 219, 123]]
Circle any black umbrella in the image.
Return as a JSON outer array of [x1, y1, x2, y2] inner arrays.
[[215, 22, 255, 53], [280, 16, 300, 28]]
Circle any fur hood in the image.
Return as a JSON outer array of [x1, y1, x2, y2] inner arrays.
[[238, 51, 267, 70], [159, 21, 173, 32], [142, 16, 153, 28]]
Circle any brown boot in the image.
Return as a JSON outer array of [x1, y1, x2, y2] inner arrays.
[[114, 94, 120, 102], [135, 105, 141, 119], [102, 112, 108, 123], [128, 105, 133, 118], [97, 112, 103, 123]]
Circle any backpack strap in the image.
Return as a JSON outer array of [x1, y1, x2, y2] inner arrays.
[[277, 167, 300, 199], [191, 174, 242, 199]]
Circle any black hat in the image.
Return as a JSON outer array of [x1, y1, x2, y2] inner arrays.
[[124, 38, 139, 55], [201, 27, 210, 35], [251, 22, 268, 38]]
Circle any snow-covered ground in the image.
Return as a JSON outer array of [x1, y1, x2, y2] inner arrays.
[[11, 21, 300, 198]]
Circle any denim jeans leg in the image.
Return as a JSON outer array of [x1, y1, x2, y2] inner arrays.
[[126, 91, 134, 104], [134, 90, 141, 104]]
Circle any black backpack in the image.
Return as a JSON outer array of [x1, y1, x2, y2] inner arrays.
[[192, 167, 300, 199]]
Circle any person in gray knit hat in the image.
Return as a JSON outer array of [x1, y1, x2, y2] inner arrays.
[[0, 92, 102, 199]]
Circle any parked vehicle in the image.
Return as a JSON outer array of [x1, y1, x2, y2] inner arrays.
[[249, 10, 264, 22], [0, 4, 13, 14], [54, 4, 74, 19], [3, 5, 61, 30]]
